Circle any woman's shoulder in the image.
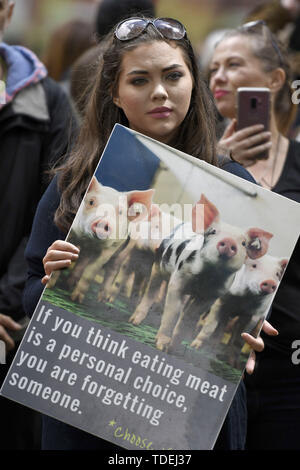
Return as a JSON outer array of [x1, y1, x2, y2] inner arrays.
[[281, 139, 300, 177], [39, 174, 61, 209], [287, 139, 300, 160], [32, 174, 63, 238], [218, 156, 257, 184]]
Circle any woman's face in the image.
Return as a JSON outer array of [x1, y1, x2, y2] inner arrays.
[[113, 41, 194, 144], [209, 35, 272, 119]]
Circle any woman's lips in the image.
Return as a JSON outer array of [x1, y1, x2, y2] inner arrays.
[[148, 107, 172, 118], [214, 90, 229, 99]]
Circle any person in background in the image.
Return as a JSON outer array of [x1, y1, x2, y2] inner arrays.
[[209, 21, 300, 449], [243, 1, 300, 139], [42, 19, 97, 94], [243, 1, 292, 35], [0, 0, 76, 449], [279, 0, 300, 139], [23, 16, 275, 450], [94, 0, 156, 40], [280, 0, 300, 51], [198, 28, 231, 140]]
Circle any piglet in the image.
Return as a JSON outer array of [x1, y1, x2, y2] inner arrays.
[[97, 204, 169, 306], [128, 206, 187, 325], [191, 254, 288, 352], [155, 194, 273, 352], [70, 177, 154, 303]]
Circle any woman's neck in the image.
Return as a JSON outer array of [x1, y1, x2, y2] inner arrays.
[[245, 117, 289, 190]]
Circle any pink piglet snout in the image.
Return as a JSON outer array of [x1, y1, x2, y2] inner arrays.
[[260, 279, 277, 294], [217, 238, 238, 258], [91, 219, 112, 239]]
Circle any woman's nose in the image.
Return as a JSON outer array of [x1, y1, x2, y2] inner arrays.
[[212, 67, 227, 85], [151, 82, 168, 100]]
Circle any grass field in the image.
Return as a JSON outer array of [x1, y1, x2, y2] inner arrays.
[[44, 274, 247, 384]]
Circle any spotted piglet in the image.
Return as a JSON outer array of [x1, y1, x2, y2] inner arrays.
[[155, 194, 273, 352], [128, 207, 190, 325]]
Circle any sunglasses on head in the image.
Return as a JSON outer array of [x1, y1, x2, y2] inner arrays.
[[239, 20, 284, 67], [114, 17, 186, 42]]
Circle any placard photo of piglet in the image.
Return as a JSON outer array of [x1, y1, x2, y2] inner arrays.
[[44, 124, 297, 380]]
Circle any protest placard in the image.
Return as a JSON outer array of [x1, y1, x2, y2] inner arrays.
[[1, 124, 300, 449]]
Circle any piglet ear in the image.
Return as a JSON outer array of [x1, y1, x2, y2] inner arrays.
[[87, 176, 101, 193], [246, 228, 273, 259], [127, 189, 155, 222], [192, 194, 219, 234], [279, 258, 289, 279], [148, 203, 161, 220]]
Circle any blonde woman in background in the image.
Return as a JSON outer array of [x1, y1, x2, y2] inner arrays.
[[209, 21, 300, 449]]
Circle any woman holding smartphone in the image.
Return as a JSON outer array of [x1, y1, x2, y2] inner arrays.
[[209, 21, 300, 449], [24, 17, 274, 450]]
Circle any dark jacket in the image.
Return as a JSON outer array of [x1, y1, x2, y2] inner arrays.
[[0, 42, 76, 321]]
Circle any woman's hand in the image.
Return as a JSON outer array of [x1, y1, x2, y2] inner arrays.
[[0, 314, 22, 352], [42, 240, 80, 285], [218, 119, 272, 167], [242, 320, 278, 375]]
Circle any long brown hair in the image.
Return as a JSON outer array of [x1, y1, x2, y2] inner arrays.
[[43, 20, 96, 82], [55, 19, 218, 233]]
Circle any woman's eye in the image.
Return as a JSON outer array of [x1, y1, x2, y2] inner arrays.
[[131, 78, 147, 86], [167, 71, 183, 81]]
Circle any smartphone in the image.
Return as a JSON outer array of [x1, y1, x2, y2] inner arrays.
[[236, 87, 271, 159]]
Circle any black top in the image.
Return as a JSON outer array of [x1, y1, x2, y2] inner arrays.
[[263, 139, 300, 355], [0, 77, 76, 321]]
